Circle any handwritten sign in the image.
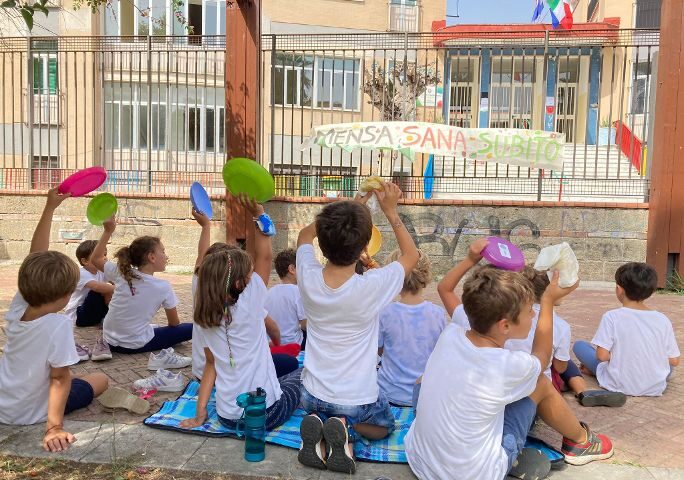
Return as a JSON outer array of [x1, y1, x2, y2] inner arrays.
[[301, 122, 565, 171]]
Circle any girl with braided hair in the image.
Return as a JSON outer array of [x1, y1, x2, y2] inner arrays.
[[181, 194, 302, 431]]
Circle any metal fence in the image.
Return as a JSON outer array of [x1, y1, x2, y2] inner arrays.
[[0, 29, 659, 201]]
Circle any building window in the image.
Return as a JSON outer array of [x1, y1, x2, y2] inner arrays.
[[635, 0, 661, 29], [389, 0, 419, 33], [630, 62, 651, 115], [31, 155, 60, 189], [33, 55, 58, 95], [105, 84, 225, 155], [105, 0, 188, 35], [272, 55, 360, 111]]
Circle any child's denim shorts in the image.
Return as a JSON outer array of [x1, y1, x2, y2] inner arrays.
[[300, 385, 395, 441]]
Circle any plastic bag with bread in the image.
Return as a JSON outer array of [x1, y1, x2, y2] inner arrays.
[[358, 176, 383, 212]]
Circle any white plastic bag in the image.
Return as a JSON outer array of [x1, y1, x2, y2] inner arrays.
[[358, 190, 381, 213], [534, 242, 579, 288]]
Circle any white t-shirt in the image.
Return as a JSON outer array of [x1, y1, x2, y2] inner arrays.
[[378, 301, 447, 405], [0, 293, 80, 425], [265, 284, 306, 345], [64, 268, 107, 324], [296, 244, 404, 405], [505, 304, 571, 378], [452, 304, 470, 330], [102, 261, 178, 349], [191, 274, 204, 378], [592, 307, 680, 396], [192, 274, 282, 419], [405, 324, 541, 480]]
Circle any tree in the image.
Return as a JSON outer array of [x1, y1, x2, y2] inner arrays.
[[362, 60, 441, 121]]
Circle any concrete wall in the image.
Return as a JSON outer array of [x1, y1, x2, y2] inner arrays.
[[0, 193, 647, 282]]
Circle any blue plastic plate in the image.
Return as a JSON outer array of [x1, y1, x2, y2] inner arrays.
[[190, 182, 213, 220]]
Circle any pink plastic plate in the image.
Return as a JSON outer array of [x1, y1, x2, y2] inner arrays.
[[58, 166, 107, 197], [482, 236, 526, 272]]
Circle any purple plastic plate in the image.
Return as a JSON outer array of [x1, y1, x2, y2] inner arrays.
[[482, 236, 525, 271]]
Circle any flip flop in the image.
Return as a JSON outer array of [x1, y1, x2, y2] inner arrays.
[[577, 390, 627, 408], [97, 387, 150, 415], [135, 388, 157, 401], [509, 447, 552, 480]]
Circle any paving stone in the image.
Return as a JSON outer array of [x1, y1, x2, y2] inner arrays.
[[80, 424, 206, 469], [0, 421, 116, 462]]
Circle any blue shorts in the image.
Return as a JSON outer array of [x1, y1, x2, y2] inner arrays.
[[65, 378, 95, 415], [300, 386, 395, 442], [502, 397, 537, 472]]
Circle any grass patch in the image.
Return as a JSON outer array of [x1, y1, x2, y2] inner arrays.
[[666, 270, 684, 295], [0, 454, 277, 480]]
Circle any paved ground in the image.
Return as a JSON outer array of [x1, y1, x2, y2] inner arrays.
[[0, 265, 683, 479]]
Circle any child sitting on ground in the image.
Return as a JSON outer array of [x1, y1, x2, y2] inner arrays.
[[377, 249, 447, 407], [89, 218, 193, 391], [407, 239, 613, 480], [265, 248, 307, 349], [64, 240, 115, 362], [181, 195, 302, 432], [189, 211, 297, 380], [508, 267, 625, 407], [0, 189, 109, 452], [296, 182, 419, 474], [574, 262, 680, 397]]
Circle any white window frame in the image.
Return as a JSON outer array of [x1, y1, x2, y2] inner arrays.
[[202, 0, 226, 36], [272, 56, 360, 112]]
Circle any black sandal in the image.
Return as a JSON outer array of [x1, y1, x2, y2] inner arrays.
[[577, 390, 627, 407]]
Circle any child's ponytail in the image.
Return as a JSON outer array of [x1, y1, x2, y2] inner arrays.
[[115, 236, 161, 295], [115, 245, 138, 294]]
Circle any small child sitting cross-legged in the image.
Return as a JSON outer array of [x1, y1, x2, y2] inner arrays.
[[507, 267, 626, 407], [573, 262, 680, 397], [406, 239, 613, 480], [377, 249, 447, 407], [0, 189, 109, 452], [64, 240, 115, 362], [265, 248, 307, 349], [296, 182, 419, 474]]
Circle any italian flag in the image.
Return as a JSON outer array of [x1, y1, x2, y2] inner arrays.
[[547, 0, 574, 29]]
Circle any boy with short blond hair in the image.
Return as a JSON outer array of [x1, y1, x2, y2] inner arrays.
[[0, 189, 109, 452], [406, 239, 613, 480]]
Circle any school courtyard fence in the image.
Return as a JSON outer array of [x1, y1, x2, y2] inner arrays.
[[0, 29, 660, 202]]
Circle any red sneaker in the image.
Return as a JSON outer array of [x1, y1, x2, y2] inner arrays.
[[562, 422, 614, 466]]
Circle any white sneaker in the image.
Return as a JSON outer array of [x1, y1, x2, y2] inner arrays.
[[91, 337, 112, 361], [75, 343, 91, 362], [133, 369, 186, 392], [147, 347, 192, 370]]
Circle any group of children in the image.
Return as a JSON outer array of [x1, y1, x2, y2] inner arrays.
[[0, 183, 679, 480]]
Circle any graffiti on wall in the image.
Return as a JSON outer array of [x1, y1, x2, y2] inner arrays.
[[399, 212, 541, 259]]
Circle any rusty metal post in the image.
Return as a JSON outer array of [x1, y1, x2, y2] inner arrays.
[[646, 0, 684, 287], [225, 0, 261, 245]]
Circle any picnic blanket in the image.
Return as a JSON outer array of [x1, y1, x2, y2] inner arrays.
[[144, 380, 412, 463], [144, 349, 564, 465]]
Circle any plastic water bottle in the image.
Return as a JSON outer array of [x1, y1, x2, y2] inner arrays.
[[236, 387, 267, 462]]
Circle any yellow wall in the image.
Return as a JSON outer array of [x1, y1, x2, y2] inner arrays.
[[263, 0, 445, 32]]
